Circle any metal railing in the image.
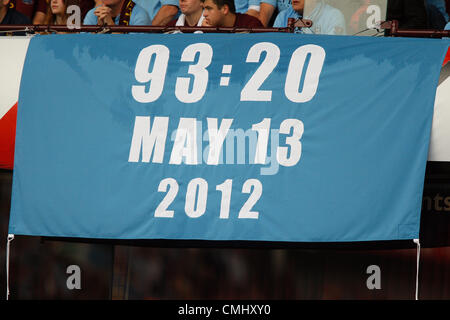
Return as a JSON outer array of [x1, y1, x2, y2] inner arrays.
[[1, 20, 449, 37], [0, 24, 293, 34]]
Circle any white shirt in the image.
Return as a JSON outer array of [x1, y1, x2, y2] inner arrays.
[[175, 11, 205, 26]]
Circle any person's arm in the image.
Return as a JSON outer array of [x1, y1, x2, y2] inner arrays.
[[151, 4, 178, 26], [245, 0, 260, 19], [33, 0, 47, 24], [246, 9, 259, 18], [258, 2, 275, 27], [32, 11, 46, 24]]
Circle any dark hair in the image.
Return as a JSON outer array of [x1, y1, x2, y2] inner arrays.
[[200, 0, 236, 13], [44, 0, 80, 25]]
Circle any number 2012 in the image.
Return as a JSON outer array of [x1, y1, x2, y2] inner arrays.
[[155, 178, 262, 219], [132, 42, 325, 104]]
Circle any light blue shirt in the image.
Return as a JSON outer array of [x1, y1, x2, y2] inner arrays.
[[445, 21, 450, 30], [134, 0, 179, 22], [235, 0, 261, 14], [83, 3, 152, 25], [260, 0, 291, 14], [273, 2, 346, 35]]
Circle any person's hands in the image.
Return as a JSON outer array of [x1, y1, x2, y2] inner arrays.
[[95, 5, 115, 25]]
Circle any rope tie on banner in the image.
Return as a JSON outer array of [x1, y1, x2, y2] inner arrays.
[[413, 238, 421, 300], [6, 234, 14, 300]]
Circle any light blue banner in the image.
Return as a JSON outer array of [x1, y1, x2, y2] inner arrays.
[[9, 34, 450, 242]]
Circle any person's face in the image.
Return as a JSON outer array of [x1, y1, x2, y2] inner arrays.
[[179, 0, 202, 15], [202, 0, 226, 27], [50, 0, 66, 15], [292, 0, 305, 12], [0, 0, 10, 10]]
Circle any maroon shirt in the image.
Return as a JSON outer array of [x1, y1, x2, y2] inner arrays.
[[11, 0, 47, 21], [166, 19, 177, 26], [233, 13, 263, 28]]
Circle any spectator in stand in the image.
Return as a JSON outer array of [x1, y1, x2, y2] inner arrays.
[[426, 0, 449, 29], [83, 0, 151, 25], [44, 0, 69, 25], [0, 0, 31, 27], [9, 0, 47, 24], [256, 0, 290, 27], [235, 0, 259, 18], [133, 0, 179, 25], [273, 0, 346, 35], [201, 0, 262, 27], [348, 0, 371, 35], [166, 0, 204, 26], [386, 0, 428, 29]]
